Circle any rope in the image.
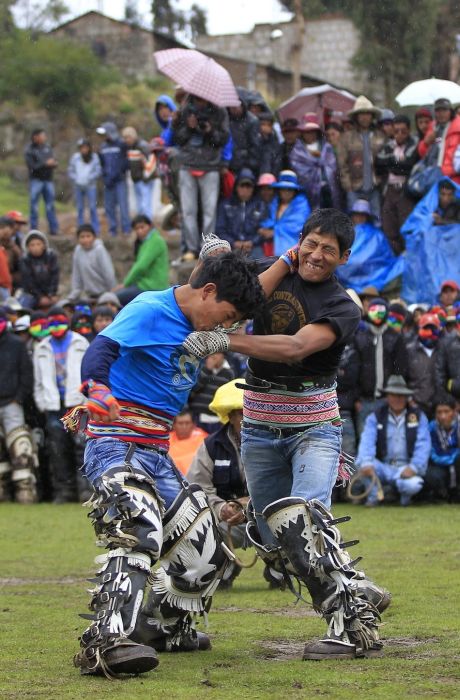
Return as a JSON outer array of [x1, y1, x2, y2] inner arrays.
[[223, 500, 258, 569], [346, 471, 384, 504]]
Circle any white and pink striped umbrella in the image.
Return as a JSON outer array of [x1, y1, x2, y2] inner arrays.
[[154, 48, 240, 108]]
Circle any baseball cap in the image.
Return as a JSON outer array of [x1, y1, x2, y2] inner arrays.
[[6, 210, 27, 224], [441, 280, 459, 292]]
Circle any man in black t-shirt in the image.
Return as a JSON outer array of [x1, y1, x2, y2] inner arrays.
[[184, 209, 388, 661]]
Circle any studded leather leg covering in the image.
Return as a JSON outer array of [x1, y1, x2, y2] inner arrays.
[[74, 464, 163, 676], [263, 497, 381, 654], [132, 484, 231, 650], [6, 426, 38, 503]]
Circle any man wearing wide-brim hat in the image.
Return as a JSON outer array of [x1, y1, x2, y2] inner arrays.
[[355, 374, 431, 506], [336, 95, 384, 222]]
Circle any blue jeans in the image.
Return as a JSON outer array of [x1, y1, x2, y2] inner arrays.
[[104, 180, 130, 235], [241, 422, 342, 546], [83, 437, 182, 510], [133, 180, 154, 219], [29, 179, 58, 234], [75, 185, 100, 233]]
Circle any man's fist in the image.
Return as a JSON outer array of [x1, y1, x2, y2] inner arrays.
[[81, 380, 120, 423], [183, 330, 230, 359]]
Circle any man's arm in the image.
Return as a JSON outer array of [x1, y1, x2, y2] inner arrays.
[[257, 257, 291, 298], [228, 322, 337, 363]]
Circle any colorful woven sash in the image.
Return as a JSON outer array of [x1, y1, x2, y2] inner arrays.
[[243, 384, 340, 429], [85, 400, 173, 450]]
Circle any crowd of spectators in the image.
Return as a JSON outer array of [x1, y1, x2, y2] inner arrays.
[[0, 85, 459, 511]]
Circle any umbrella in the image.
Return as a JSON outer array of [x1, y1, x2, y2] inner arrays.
[[395, 78, 460, 107], [154, 48, 240, 108], [277, 84, 356, 125]]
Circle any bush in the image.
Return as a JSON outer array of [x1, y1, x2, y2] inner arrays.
[[0, 31, 118, 114]]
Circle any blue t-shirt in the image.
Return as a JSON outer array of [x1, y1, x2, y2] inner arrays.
[[100, 288, 202, 416]]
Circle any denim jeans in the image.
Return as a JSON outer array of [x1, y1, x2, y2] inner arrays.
[[178, 168, 220, 254], [362, 459, 424, 506], [75, 185, 100, 233], [83, 437, 182, 510], [241, 422, 342, 546], [104, 180, 130, 235], [133, 180, 154, 220], [29, 179, 58, 234]]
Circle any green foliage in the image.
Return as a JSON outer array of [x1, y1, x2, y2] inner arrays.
[[0, 31, 118, 114], [1, 502, 460, 699], [151, 0, 208, 41]]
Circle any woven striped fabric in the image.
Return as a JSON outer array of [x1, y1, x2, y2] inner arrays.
[[243, 385, 340, 429], [85, 400, 173, 450]]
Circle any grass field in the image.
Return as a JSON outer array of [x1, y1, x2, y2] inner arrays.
[[1, 503, 459, 699]]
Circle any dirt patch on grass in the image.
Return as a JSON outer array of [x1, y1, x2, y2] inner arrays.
[[258, 637, 443, 661], [215, 605, 317, 618]]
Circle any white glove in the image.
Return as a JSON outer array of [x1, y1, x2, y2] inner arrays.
[[182, 330, 230, 359]]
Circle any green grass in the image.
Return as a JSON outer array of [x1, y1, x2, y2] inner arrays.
[[1, 503, 459, 699]]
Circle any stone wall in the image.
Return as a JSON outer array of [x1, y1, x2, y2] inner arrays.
[[197, 15, 370, 96]]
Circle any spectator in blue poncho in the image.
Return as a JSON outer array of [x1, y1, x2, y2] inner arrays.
[[258, 170, 310, 255], [154, 94, 177, 146]]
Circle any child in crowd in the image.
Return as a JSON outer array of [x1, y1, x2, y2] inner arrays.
[[0, 238, 12, 301], [92, 305, 115, 336], [19, 230, 59, 309], [33, 305, 89, 503], [69, 224, 116, 301], [433, 180, 460, 225], [96, 291, 121, 314], [6, 210, 28, 247], [67, 139, 102, 233], [0, 216, 22, 290], [258, 112, 282, 177], [71, 306, 94, 342], [113, 214, 169, 306], [425, 397, 460, 502]]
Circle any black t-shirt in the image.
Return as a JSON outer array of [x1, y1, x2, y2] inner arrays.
[[250, 273, 361, 380]]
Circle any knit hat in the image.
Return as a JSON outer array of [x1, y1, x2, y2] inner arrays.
[[236, 168, 256, 185], [93, 305, 116, 320], [24, 229, 48, 250], [97, 292, 122, 309], [434, 98, 452, 110], [378, 109, 395, 123], [199, 233, 231, 260]]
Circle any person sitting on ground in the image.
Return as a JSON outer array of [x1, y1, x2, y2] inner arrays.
[[92, 305, 116, 337], [258, 170, 310, 255], [0, 306, 36, 504], [18, 230, 59, 310], [425, 396, 460, 502], [188, 352, 235, 433], [188, 379, 270, 590], [168, 408, 208, 476], [406, 312, 442, 420], [33, 305, 89, 503], [6, 210, 28, 247], [69, 224, 116, 302], [433, 179, 460, 225], [113, 215, 169, 306], [215, 168, 266, 258], [355, 375, 431, 506]]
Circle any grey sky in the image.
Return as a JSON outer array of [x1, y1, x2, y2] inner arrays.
[[18, 0, 292, 35]]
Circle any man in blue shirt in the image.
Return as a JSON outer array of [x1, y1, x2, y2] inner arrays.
[[355, 375, 431, 506], [71, 245, 289, 679]]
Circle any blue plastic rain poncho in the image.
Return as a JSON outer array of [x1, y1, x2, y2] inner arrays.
[[401, 178, 460, 304], [336, 220, 404, 293], [261, 193, 311, 255]]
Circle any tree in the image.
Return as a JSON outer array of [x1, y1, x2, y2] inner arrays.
[[151, 0, 208, 42], [189, 3, 207, 40], [14, 0, 70, 31], [125, 0, 142, 27], [0, 0, 15, 34]]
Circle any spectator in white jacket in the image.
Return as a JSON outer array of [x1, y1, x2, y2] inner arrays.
[[33, 305, 89, 503], [69, 224, 117, 301], [67, 139, 102, 234]]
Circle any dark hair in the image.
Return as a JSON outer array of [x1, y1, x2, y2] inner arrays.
[[190, 252, 265, 320], [131, 214, 151, 227], [435, 395, 456, 410], [300, 208, 355, 255], [31, 128, 45, 138], [394, 114, 411, 128], [325, 121, 343, 132], [77, 223, 96, 237], [93, 304, 115, 320], [176, 408, 193, 419], [440, 180, 455, 192]]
